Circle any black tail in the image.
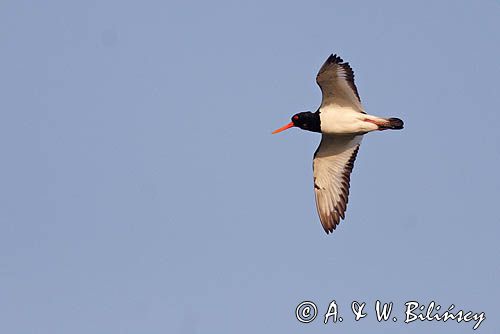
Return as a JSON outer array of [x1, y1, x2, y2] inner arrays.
[[385, 118, 404, 130]]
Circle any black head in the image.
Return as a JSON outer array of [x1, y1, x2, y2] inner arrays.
[[272, 110, 321, 134], [291, 111, 321, 133]]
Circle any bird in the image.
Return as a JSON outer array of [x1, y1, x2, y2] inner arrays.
[[272, 54, 404, 234]]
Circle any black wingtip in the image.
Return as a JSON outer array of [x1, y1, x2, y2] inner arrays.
[[327, 53, 344, 64]]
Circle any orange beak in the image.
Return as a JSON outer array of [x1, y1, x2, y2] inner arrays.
[[272, 121, 294, 134]]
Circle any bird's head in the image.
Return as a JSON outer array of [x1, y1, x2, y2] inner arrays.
[[272, 111, 320, 134]]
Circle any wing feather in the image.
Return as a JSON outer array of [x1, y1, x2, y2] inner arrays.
[[313, 134, 362, 233], [316, 54, 365, 113]]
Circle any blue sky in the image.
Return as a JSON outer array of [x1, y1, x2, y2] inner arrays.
[[1, 0, 499, 333]]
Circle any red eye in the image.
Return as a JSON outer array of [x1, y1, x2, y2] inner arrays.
[[293, 115, 299, 120]]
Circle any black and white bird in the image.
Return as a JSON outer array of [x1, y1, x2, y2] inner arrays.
[[272, 54, 404, 234]]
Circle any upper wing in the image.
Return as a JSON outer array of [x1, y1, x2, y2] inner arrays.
[[313, 134, 362, 234], [316, 54, 364, 113]]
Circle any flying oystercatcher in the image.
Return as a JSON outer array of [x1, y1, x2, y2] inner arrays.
[[272, 54, 404, 234]]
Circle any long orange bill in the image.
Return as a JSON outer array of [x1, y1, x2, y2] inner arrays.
[[272, 122, 294, 134]]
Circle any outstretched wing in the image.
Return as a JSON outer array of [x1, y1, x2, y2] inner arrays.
[[313, 134, 362, 233], [316, 54, 364, 113]]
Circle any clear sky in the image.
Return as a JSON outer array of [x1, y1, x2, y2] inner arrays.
[[1, 0, 499, 333]]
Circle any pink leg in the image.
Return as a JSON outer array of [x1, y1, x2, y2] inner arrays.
[[363, 118, 390, 130]]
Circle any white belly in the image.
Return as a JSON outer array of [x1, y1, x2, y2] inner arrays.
[[319, 106, 378, 134]]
